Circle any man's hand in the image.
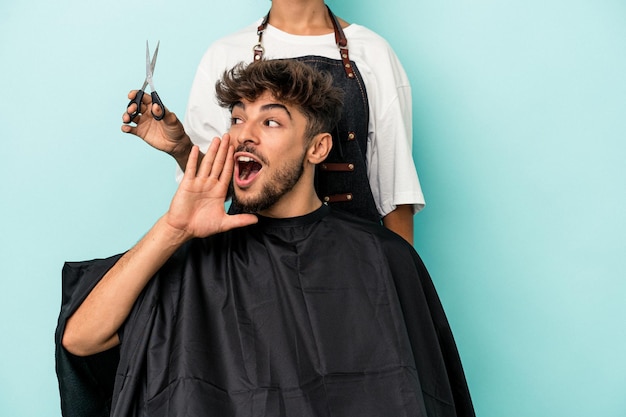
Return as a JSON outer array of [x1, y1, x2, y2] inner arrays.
[[122, 90, 194, 168], [62, 135, 257, 357], [165, 134, 258, 240]]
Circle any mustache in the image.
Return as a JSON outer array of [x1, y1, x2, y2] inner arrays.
[[235, 144, 268, 165]]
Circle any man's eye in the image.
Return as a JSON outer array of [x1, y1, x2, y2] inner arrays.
[[230, 117, 243, 125], [265, 120, 280, 127]]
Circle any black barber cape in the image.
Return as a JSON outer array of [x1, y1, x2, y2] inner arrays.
[[55, 205, 474, 417]]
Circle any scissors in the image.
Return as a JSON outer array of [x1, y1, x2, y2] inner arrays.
[[127, 41, 165, 121]]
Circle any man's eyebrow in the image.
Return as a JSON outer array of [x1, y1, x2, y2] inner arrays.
[[230, 101, 292, 119], [260, 103, 292, 119]]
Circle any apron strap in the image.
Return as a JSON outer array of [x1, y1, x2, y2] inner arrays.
[[253, 6, 355, 78], [253, 13, 269, 61], [327, 6, 356, 79]]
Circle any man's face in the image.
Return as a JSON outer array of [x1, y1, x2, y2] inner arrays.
[[229, 91, 310, 213]]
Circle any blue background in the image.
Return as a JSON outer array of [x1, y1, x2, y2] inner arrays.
[[1, 1, 625, 416]]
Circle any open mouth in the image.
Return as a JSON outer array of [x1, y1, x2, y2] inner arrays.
[[235, 154, 263, 186]]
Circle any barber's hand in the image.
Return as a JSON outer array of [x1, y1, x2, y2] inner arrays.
[[165, 134, 258, 239], [122, 90, 193, 165]]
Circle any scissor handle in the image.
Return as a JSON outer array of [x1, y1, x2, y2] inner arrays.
[[127, 90, 144, 121], [151, 91, 166, 121]]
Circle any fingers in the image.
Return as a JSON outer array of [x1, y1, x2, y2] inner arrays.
[[184, 146, 200, 178], [124, 90, 151, 121], [221, 144, 235, 182], [121, 106, 140, 134], [123, 100, 143, 126], [127, 90, 151, 104], [212, 135, 233, 181], [197, 135, 231, 179], [122, 105, 136, 124], [151, 102, 166, 119], [196, 138, 219, 178], [124, 96, 175, 126]]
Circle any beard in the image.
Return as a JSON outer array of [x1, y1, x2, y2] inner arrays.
[[232, 150, 306, 214]]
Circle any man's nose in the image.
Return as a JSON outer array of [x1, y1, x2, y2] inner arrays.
[[235, 123, 260, 145]]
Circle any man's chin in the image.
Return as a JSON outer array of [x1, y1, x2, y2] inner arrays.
[[233, 188, 283, 214], [232, 192, 263, 214]]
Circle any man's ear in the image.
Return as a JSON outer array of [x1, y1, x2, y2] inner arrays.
[[307, 133, 333, 164]]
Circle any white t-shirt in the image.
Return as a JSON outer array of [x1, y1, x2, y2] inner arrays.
[[183, 20, 425, 216]]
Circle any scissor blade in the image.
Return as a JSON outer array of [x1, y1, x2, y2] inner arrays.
[[152, 41, 160, 72], [146, 40, 160, 78], [145, 40, 151, 78]]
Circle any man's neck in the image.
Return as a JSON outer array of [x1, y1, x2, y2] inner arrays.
[[267, 0, 337, 35], [258, 174, 323, 219]]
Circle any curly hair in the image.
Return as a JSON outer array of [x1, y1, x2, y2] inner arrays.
[[215, 59, 344, 141]]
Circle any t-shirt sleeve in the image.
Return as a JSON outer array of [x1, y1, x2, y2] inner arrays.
[[365, 42, 425, 217]]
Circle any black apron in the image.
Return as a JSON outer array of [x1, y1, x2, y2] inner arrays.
[[235, 5, 380, 223]]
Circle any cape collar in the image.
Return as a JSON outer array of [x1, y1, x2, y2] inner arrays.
[[255, 204, 330, 229]]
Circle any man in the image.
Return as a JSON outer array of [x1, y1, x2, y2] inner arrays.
[[56, 60, 473, 416], [121, 0, 425, 245]]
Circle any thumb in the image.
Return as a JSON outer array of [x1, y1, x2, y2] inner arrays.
[[222, 214, 259, 232]]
